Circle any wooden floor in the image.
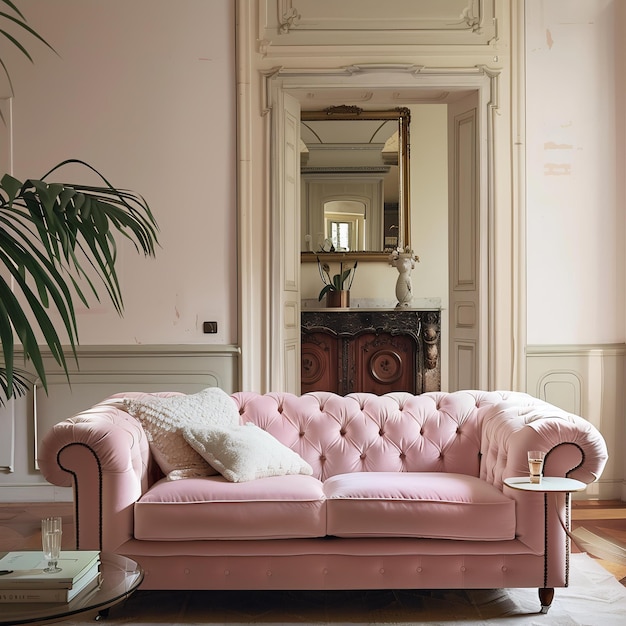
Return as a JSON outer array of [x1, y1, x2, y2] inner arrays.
[[571, 499, 626, 583], [1, 500, 625, 584]]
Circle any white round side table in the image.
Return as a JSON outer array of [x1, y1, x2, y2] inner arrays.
[[504, 476, 587, 492], [504, 475, 587, 613]]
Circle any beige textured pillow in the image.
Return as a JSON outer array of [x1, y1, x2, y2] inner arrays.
[[123, 387, 240, 479], [184, 423, 313, 483]]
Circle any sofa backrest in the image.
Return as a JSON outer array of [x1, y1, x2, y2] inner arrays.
[[233, 390, 512, 481]]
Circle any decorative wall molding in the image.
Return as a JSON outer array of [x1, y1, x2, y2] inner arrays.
[[262, 63, 498, 116], [0, 345, 239, 500], [526, 343, 625, 500], [257, 62, 500, 392], [0, 402, 15, 473], [9, 345, 240, 473], [260, 0, 497, 49]]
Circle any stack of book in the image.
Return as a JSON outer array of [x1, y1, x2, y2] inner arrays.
[[0, 550, 101, 603]]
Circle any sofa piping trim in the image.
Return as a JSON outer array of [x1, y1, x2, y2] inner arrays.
[[544, 442, 585, 478], [56, 442, 103, 551]]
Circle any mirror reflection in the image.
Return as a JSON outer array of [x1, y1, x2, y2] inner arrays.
[[300, 106, 410, 260]]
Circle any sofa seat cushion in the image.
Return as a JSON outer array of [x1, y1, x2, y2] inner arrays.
[[324, 472, 515, 541], [134, 474, 326, 541]]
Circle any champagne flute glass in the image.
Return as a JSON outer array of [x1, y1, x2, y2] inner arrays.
[[41, 517, 63, 573]]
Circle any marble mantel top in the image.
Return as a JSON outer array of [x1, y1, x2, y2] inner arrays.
[[301, 297, 442, 312], [301, 307, 441, 312]]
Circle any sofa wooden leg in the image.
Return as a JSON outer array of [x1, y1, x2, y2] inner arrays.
[[538, 587, 554, 613]]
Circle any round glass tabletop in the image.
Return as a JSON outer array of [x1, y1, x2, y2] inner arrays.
[[0, 552, 143, 625]]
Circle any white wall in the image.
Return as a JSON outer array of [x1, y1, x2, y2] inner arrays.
[[526, 0, 625, 345], [525, 0, 625, 499], [3, 0, 237, 346]]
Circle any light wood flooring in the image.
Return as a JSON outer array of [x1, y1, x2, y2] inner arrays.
[[1, 500, 625, 583], [571, 499, 626, 583]]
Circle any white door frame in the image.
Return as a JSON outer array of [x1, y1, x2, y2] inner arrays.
[[239, 62, 520, 392]]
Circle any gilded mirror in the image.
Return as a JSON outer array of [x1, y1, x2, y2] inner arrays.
[[300, 106, 410, 262]]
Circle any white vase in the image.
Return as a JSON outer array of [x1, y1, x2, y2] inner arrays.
[[393, 254, 414, 308]]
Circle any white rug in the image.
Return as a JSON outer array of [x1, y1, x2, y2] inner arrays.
[[65, 553, 626, 625]]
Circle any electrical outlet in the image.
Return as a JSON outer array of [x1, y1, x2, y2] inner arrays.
[[203, 321, 218, 334]]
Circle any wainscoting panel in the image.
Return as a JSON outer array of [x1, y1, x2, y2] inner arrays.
[[0, 403, 14, 473], [31, 345, 240, 470], [536, 370, 583, 416], [1, 345, 239, 501], [9, 345, 239, 469], [526, 344, 625, 500]]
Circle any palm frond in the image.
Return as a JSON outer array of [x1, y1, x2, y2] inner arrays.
[[0, 160, 159, 404], [0, 364, 31, 401], [0, 0, 56, 100]]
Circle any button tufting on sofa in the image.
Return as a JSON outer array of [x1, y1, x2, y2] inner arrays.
[[36, 388, 609, 610]]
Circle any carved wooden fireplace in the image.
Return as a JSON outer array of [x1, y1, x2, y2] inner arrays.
[[301, 309, 441, 395]]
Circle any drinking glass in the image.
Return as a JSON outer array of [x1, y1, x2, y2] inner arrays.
[[527, 450, 546, 484], [41, 516, 63, 573]]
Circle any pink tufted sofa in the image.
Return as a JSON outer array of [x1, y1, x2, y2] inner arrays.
[[38, 390, 608, 612]]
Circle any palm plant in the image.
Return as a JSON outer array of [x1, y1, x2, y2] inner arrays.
[[0, 1, 159, 403]]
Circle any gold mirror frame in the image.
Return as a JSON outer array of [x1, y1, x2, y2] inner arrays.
[[300, 106, 411, 262]]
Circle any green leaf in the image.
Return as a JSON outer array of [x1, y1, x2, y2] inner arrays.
[[0, 6, 56, 56], [1, 1, 26, 20], [0, 173, 22, 202], [0, 159, 159, 403], [318, 284, 334, 301]]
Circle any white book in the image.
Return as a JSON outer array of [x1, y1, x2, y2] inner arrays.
[[0, 565, 101, 603], [0, 551, 100, 589]]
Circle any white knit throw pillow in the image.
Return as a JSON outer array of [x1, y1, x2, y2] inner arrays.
[[184, 422, 313, 483], [123, 387, 240, 479]]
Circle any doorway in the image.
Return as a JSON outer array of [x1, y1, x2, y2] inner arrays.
[[254, 66, 505, 393]]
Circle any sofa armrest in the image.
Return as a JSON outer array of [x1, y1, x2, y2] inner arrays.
[[37, 397, 152, 552], [480, 394, 608, 488], [480, 393, 608, 556]]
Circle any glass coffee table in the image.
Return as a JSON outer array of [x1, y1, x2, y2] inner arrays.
[[0, 552, 143, 625]]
